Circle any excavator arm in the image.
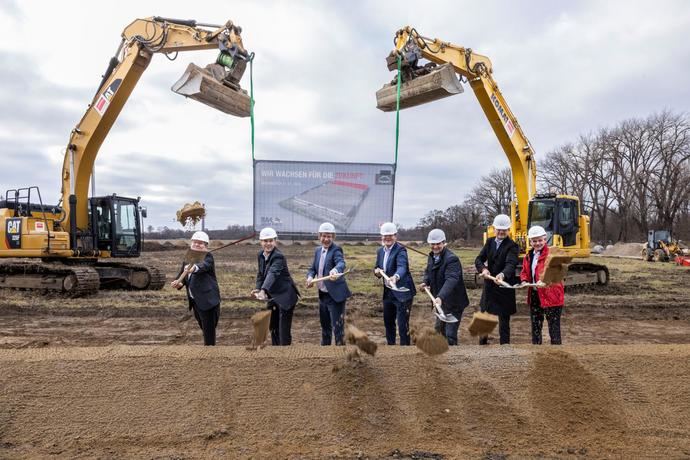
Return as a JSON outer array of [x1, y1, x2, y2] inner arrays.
[[376, 27, 610, 287], [61, 17, 251, 238], [377, 26, 537, 238]]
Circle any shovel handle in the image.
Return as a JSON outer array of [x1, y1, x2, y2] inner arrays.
[[209, 232, 256, 253], [378, 269, 393, 283], [423, 286, 436, 302], [310, 268, 351, 284], [479, 272, 513, 288], [174, 264, 196, 284]]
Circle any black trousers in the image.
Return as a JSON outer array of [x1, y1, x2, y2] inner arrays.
[[191, 302, 220, 346], [269, 303, 294, 346], [530, 292, 563, 345]]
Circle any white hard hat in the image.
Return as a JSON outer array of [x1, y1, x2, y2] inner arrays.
[[527, 225, 547, 239], [191, 231, 209, 244], [380, 222, 397, 236], [427, 228, 446, 244], [492, 214, 511, 230], [318, 222, 336, 234], [259, 227, 278, 240]]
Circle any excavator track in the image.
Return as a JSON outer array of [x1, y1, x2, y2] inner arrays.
[[463, 263, 609, 289], [94, 262, 166, 291], [0, 261, 100, 297]]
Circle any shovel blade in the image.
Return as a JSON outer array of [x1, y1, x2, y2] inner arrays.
[[434, 311, 459, 324], [376, 64, 463, 112], [172, 63, 251, 117]]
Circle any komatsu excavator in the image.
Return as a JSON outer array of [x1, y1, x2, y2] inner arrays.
[[0, 17, 252, 296], [376, 27, 609, 286]]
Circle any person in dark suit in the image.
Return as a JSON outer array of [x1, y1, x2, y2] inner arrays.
[[474, 214, 520, 345], [420, 229, 469, 346], [170, 231, 221, 346], [306, 222, 352, 346], [252, 227, 300, 346], [374, 222, 416, 345]]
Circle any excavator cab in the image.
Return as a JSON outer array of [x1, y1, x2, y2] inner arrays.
[[527, 195, 580, 248], [89, 196, 141, 257]]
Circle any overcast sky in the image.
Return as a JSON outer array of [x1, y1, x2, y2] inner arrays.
[[1, 1, 689, 230]]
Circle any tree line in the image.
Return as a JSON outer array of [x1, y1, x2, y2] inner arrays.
[[413, 110, 690, 243]]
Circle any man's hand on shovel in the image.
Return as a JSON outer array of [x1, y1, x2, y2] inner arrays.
[[250, 289, 267, 301]]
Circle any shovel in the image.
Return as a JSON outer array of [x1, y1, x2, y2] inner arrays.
[[308, 268, 351, 286], [478, 272, 514, 288], [423, 287, 458, 323], [377, 269, 410, 292]]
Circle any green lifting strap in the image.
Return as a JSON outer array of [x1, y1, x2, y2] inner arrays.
[[394, 53, 402, 168], [249, 52, 256, 161]]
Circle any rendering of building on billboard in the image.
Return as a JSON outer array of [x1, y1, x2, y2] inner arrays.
[[253, 160, 395, 235]]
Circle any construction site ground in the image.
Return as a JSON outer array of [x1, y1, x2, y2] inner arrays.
[[1, 243, 690, 458]]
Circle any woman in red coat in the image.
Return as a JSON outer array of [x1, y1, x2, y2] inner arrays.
[[520, 226, 564, 345]]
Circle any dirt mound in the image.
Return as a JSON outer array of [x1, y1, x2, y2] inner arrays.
[[603, 242, 644, 257], [0, 344, 690, 458], [1, 345, 688, 458]]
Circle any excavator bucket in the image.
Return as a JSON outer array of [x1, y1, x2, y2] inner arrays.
[[171, 63, 251, 117], [376, 64, 463, 112]]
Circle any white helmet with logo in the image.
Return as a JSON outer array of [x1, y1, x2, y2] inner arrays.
[[191, 231, 209, 244], [492, 214, 511, 230], [527, 225, 547, 239], [427, 228, 446, 244], [259, 227, 278, 240], [318, 222, 336, 234], [379, 222, 397, 236]]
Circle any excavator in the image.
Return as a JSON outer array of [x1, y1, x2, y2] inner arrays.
[[376, 27, 609, 286], [0, 17, 252, 296]]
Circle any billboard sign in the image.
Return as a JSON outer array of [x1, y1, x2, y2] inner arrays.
[[254, 160, 395, 235]]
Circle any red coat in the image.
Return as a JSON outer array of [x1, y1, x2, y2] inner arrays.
[[520, 245, 564, 308]]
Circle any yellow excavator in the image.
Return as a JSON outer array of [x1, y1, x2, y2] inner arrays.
[[0, 17, 252, 296], [376, 27, 608, 286]]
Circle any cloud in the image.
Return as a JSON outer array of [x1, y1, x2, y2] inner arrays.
[[2, 1, 690, 231]]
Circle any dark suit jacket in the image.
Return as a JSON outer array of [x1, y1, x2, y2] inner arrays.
[[375, 242, 416, 302], [256, 248, 300, 310], [176, 252, 221, 311], [474, 237, 519, 315], [307, 243, 352, 303], [423, 247, 469, 316]]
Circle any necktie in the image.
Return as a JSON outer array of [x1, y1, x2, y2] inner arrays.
[[318, 248, 327, 291]]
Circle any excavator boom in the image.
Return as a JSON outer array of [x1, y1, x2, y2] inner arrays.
[[376, 26, 609, 287]]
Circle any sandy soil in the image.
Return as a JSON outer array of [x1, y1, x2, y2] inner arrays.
[[1, 345, 689, 458], [1, 245, 689, 458]]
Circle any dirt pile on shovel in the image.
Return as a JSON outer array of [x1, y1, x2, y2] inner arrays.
[[411, 326, 448, 356], [468, 312, 499, 337], [176, 202, 206, 227], [247, 310, 271, 350], [345, 324, 377, 356]]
